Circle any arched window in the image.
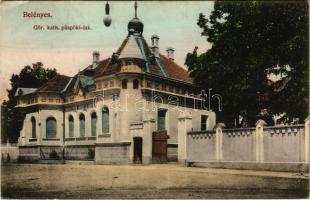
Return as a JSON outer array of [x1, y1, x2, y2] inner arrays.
[[46, 117, 57, 139], [68, 115, 74, 138], [91, 112, 97, 137], [133, 79, 139, 89], [79, 114, 85, 137], [102, 107, 109, 134], [31, 117, 36, 138], [122, 79, 128, 89]]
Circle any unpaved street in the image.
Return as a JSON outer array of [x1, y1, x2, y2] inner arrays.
[[1, 163, 309, 199]]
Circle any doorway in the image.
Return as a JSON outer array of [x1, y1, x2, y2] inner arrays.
[[152, 131, 168, 163], [133, 137, 142, 164]]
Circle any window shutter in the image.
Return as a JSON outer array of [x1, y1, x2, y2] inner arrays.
[[91, 114, 97, 136], [46, 118, 57, 139], [69, 117, 74, 137], [79, 115, 85, 137], [31, 118, 36, 138], [102, 108, 109, 133]]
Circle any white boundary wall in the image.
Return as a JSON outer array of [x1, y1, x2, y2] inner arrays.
[[179, 116, 310, 172]]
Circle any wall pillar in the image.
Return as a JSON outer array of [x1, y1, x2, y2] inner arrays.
[[177, 111, 192, 165], [215, 123, 225, 162], [304, 116, 310, 163], [142, 113, 156, 164], [38, 109, 42, 145], [255, 120, 266, 162]]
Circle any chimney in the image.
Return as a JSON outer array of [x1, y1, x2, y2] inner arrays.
[[166, 47, 175, 61], [151, 34, 160, 58], [92, 51, 100, 68]]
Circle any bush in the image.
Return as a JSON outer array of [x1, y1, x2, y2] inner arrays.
[[88, 148, 95, 159], [49, 150, 60, 160]]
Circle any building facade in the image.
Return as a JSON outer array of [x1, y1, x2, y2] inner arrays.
[[15, 9, 216, 164]]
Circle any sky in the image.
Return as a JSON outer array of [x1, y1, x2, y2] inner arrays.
[[0, 1, 214, 101]]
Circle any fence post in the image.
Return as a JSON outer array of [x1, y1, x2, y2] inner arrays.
[[305, 116, 310, 163], [215, 123, 225, 162], [255, 120, 266, 162], [177, 111, 192, 165]]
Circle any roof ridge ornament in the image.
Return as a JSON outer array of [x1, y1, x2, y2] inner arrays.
[[134, 0, 138, 18]]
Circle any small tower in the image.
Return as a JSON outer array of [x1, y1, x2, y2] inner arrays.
[[166, 47, 175, 61], [92, 51, 100, 68], [151, 34, 160, 57], [127, 1, 144, 35]]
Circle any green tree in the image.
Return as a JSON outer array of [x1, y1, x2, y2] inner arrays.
[[185, 1, 308, 126], [4, 62, 57, 143]]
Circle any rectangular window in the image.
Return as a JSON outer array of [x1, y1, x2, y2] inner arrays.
[[91, 113, 97, 136], [146, 81, 152, 88], [80, 118, 85, 137], [109, 80, 114, 87], [168, 86, 174, 93], [180, 89, 186, 95], [155, 83, 160, 90], [162, 84, 167, 91], [102, 108, 109, 133], [104, 81, 109, 88], [157, 109, 167, 131], [46, 118, 57, 139], [201, 115, 208, 131], [69, 120, 74, 137], [98, 82, 102, 89]]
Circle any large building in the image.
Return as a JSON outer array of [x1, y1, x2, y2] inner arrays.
[[15, 4, 216, 164]]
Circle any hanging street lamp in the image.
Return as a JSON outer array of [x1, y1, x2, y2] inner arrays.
[[103, 1, 112, 27]]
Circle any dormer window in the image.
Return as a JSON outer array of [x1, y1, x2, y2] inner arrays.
[[18, 89, 23, 96]]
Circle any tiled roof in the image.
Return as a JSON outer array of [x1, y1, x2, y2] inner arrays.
[[119, 35, 144, 59], [81, 58, 112, 77], [160, 55, 192, 83], [37, 74, 71, 93], [63, 75, 78, 95], [69, 34, 192, 93], [116, 35, 130, 55]]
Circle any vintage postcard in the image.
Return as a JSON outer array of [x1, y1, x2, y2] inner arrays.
[[0, 0, 309, 199]]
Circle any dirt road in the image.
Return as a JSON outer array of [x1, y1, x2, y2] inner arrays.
[[1, 163, 309, 198]]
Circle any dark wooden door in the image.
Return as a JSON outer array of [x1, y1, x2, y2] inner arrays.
[[133, 137, 142, 164], [152, 131, 168, 163]]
